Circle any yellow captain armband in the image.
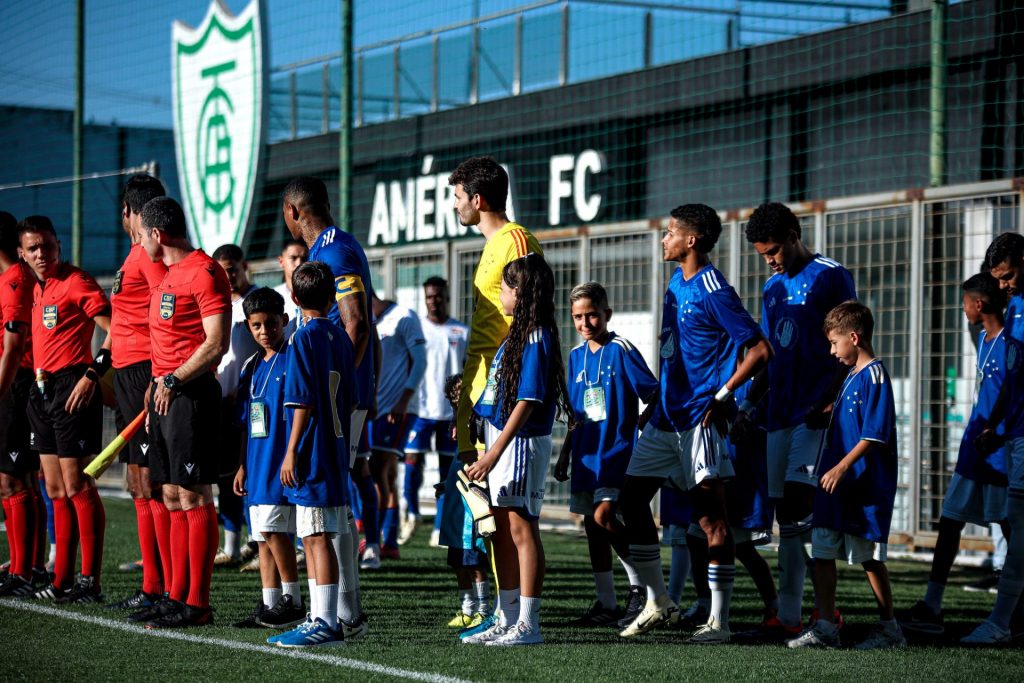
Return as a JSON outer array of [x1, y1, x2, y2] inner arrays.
[[334, 274, 365, 300]]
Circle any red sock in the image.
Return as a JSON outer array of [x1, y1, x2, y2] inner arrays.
[[7, 490, 34, 579], [32, 489, 47, 569], [1, 498, 16, 576], [149, 499, 172, 594], [52, 496, 78, 589], [134, 499, 161, 595], [185, 503, 218, 609], [169, 509, 189, 602], [71, 487, 105, 585]]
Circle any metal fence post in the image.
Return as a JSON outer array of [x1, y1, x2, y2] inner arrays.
[[560, 1, 570, 86], [322, 62, 330, 134], [393, 45, 401, 119], [289, 70, 297, 139], [909, 197, 924, 542], [432, 35, 440, 112], [513, 13, 523, 96]]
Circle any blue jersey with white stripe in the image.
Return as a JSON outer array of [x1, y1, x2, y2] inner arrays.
[[650, 264, 762, 433], [761, 255, 857, 431], [567, 333, 659, 492], [813, 359, 898, 543], [955, 330, 1008, 485], [283, 318, 356, 508], [474, 326, 557, 438], [308, 226, 376, 410], [238, 347, 290, 505], [1006, 294, 1024, 343]]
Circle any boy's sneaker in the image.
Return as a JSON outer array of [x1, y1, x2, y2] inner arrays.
[[448, 611, 475, 628], [238, 541, 258, 564], [127, 596, 179, 623], [462, 621, 511, 644], [786, 622, 840, 649], [571, 601, 624, 627], [964, 571, 1001, 594], [32, 583, 68, 601], [340, 613, 370, 641], [960, 619, 1012, 646], [213, 548, 239, 567], [688, 615, 732, 644], [32, 568, 51, 588], [898, 600, 944, 637], [615, 585, 644, 628], [809, 608, 844, 631], [239, 557, 260, 573], [732, 609, 801, 643], [0, 575, 35, 598], [56, 575, 104, 604], [257, 594, 306, 629], [232, 600, 269, 628], [360, 545, 381, 570], [275, 618, 344, 648], [108, 589, 160, 611], [854, 621, 907, 650], [486, 621, 543, 646], [380, 546, 400, 560], [460, 613, 497, 639], [619, 597, 679, 638], [672, 601, 710, 632], [428, 529, 441, 547], [398, 518, 417, 546], [146, 603, 214, 629], [268, 614, 312, 644]]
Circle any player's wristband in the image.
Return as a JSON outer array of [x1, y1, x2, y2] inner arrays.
[[90, 348, 112, 376], [84, 368, 100, 383], [714, 384, 733, 402]]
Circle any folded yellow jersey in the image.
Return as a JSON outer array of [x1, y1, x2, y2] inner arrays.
[[456, 468, 496, 537]]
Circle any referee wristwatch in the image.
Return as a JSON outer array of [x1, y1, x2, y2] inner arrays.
[[163, 374, 182, 392]]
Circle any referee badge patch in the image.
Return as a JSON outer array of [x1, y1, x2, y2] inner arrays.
[[112, 269, 124, 295], [42, 305, 58, 329], [160, 293, 176, 320]]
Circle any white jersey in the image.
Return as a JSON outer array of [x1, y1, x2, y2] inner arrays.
[[217, 284, 262, 399], [274, 281, 301, 338], [417, 316, 469, 421], [375, 302, 427, 415]]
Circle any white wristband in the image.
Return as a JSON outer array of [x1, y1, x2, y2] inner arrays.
[[714, 385, 733, 402]]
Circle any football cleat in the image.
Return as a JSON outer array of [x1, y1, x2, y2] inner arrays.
[[32, 582, 68, 601], [460, 613, 497, 639], [960, 619, 1012, 647], [360, 545, 381, 570], [809, 607, 844, 631], [213, 548, 239, 567], [486, 621, 543, 646], [108, 589, 160, 611], [786, 623, 840, 649], [398, 517, 417, 546], [963, 571, 1001, 594], [571, 601, 624, 627], [448, 611, 475, 628], [380, 546, 400, 560], [619, 597, 679, 638], [462, 622, 511, 645], [275, 618, 344, 648], [257, 594, 306, 629], [232, 600, 269, 629], [0, 574, 35, 598], [268, 614, 312, 644], [340, 613, 370, 641], [238, 541, 258, 564], [146, 603, 213, 629], [56, 575, 104, 604], [673, 600, 710, 632], [127, 596, 178, 623], [732, 610, 801, 643], [854, 622, 906, 650], [616, 586, 645, 628], [897, 600, 944, 637], [688, 615, 732, 645]]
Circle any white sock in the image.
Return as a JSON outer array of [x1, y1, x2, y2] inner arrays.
[[460, 589, 474, 616], [777, 524, 809, 627], [519, 595, 541, 631], [307, 578, 318, 616], [224, 529, 240, 558], [474, 579, 490, 615], [594, 571, 617, 609], [628, 543, 667, 602], [282, 581, 302, 607], [922, 581, 945, 614], [332, 525, 359, 622], [262, 586, 282, 608], [49, 543, 57, 563], [498, 588, 520, 627], [314, 583, 339, 629], [708, 564, 735, 629], [619, 554, 642, 587]]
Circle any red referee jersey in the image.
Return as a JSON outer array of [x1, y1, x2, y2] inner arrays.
[[32, 263, 110, 373], [110, 243, 167, 369], [149, 249, 231, 377], [0, 262, 34, 370]]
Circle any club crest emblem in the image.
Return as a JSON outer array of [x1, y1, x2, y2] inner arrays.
[[774, 317, 798, 350]]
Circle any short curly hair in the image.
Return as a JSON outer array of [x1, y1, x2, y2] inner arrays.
[[670, 204, 721, 254], [744, 202, 801, 244]]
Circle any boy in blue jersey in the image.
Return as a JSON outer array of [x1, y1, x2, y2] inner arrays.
[[271, 262, 357, 648], [553, 282, 659, 626], [231, 288, 305, 630], [901, 274, 1009, 637], [788, 301, 905, 650], [738, 202, 857, 637], [986, 232, 1024, 342], [618, 204, 773, 645]]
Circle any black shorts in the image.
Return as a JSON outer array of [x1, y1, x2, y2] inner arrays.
[[114, 361, 153, 466], [27, 365, 102, 458], [0, 369, 38, 475], [148, 372, 221, 486], [218, 396, 243, 477]]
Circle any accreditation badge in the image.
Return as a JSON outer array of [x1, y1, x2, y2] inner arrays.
[[42, 305, 58, 329], [480, 366, 498, 406], [160, 293, 176, 320], [249, 400, 268, 438], [583, 386, 607, 422]]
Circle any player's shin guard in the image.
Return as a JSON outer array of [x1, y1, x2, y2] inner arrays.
[[8, 490, 35, 579], [71, 488, 105, 585], [134, 499, 162, 595], [186, 504, 218, 608], [708, 563, 735, 628], [169, 509, 189, 602], [149, 499, 172, 593], [628, 543, 667, 601], [52, 496, 78, 590], [989, 488, 1024, 630], [778, 521, 811, 627]]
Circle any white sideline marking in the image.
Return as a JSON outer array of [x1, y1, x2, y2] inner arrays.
[[1, 599, 478, 683]]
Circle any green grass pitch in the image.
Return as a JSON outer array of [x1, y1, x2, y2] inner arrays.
[[2, 496, 1022, 681]]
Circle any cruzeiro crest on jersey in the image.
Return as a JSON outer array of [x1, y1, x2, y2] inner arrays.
[[172, 0, 267, 253]]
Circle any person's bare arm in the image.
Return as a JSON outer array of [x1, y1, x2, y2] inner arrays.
[[339, 293, 370, 368], [153, 311, 229, 415], [65, 315, 111, 413]]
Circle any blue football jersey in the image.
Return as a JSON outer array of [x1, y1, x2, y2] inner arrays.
[[649, 264, 762, 433], [1006, 295, 1024, 343], [237, 348, 291, 505], [955, 330, 1008, 485], [567, 333, 659, 492], [1002, 336, 1024, 440], [283, 318, 357, 508], [308, 226, 376, 410], [761, 255, 857, 431], [474, 326, 557, 438], [813, 359, 898, 543]]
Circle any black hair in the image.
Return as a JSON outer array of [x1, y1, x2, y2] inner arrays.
[[291, 261, 334, 311], [448, 156, 508, 211], [423, 276, 448, 290], [212, 243, 244, 262], [744, 202, 802, 244], [963, 272, 1007, 314], [670, 203, 722, 254], [281, 238, 308, 255], [243, 287, 286, 319], [283, 176, 331, 217], [985, 232, 1024, 270], [0, 211, 17, 259], [17, 215, 57, 239], [123, 174, 166, 214], [140, 197, 187, 238], [497, 254, 574, 429]]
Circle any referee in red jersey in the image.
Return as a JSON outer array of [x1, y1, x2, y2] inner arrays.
[[20, 216, 110, 604], [135, 197, 230, 629]]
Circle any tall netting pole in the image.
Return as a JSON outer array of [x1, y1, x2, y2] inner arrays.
[[72, 0, 84, 265], [929, 0, 946, 187], [339, 0, 353, 231]]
